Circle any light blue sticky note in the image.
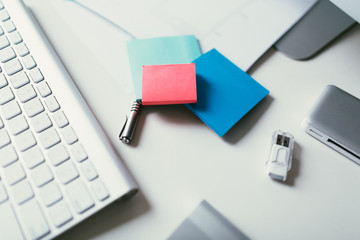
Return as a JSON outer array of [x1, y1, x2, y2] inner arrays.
[[127, 35, 201, 99], [186, 49, 269, 137]]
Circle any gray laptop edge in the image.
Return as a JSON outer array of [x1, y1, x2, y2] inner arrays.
[[167, 200, 250, 240], [274, 0, 356, 60], [302, 85, 360, 164]]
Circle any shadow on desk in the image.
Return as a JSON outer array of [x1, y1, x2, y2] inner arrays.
[[129, 104, 204, 147], [55, 192, 150, 239], [223, 95, 273, 144], [131, 96, 273, 145]]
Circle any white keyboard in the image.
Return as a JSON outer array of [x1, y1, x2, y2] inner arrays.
[[0, 0, 137, 239]]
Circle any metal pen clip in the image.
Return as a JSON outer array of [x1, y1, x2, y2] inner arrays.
[[119, 100, 142, 144]]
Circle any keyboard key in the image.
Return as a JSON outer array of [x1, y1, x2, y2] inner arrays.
[[39, 127, 60, 149], [0, 25, 3, 35], [23, 98, 44, 117], [1, 99, 21, 119], [15, 42, 29, 57], [48, 200, 73, 228], [0, 128, 11, 148], [3, 58, 22, 75], [8, 31, 22, 44], [0, 35, 9, 49], [71, 143, 88, 162], [56, 160, 79, 184], [14, 130, 36, 151], [22, 146, 45, 169], [0, 86, 14, 104], [11, 180, 34, 205], [0, 116, 3, 128], [0, 10, 9, 21], [47, 143, 69, 166], [62, 126, 78, 145], [0, 145, 18, 167], [0, 73, 7, 88], [9, 71, 29, 88], [7, 115, 29, 135], [29, 68, 43, 83], [0, 201, 25, 240], [31, 112, 52, 133], [80, 160, 98, 181], [37, 81, 51, 97], [0, 181, 8, 203], [53, 110, 68, 128], [91, 179, 109, 201], [44, 95, 60, 112], [16, 84, 37, 102], [18, 199, 50, 240], [38, 181, 62, 207], [31, 163, 54, 187], [0, 46, 16, 63], [66, 179, 94, 214], [3, 161, 26, 185], [3, 20, 16, 33], [22, 55, 36, 69]]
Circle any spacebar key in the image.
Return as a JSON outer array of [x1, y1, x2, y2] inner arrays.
[[18, 199, 50, 240], [0, 201, 25, 240]]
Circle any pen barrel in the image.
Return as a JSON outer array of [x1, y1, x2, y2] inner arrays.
[[120, 101, 142, 143]]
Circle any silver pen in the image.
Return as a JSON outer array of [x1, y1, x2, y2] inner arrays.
[[119, 100, 142, 143]]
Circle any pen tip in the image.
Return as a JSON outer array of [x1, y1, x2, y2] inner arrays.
[[121, 137, 130, 144]]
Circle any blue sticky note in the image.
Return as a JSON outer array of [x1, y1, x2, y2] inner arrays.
[[186, 49, 269, 137], [127, 35, 201, 99]]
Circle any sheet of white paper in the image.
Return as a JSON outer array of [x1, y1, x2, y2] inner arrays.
[[75, 0, 317, 71], [330, 0, 360, 23]]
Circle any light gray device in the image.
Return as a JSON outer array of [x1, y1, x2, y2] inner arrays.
[[274, 0, 356, 60], [167, 200, 249, 240], [302, 85, 360, 164]]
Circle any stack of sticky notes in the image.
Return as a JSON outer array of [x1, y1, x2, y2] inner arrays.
[[127, 35, 202, 100], [142, 63, 197, 105], [127, 35, 269, 137]]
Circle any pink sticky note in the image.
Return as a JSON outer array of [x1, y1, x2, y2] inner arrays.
[[142, 63, 197, 105]]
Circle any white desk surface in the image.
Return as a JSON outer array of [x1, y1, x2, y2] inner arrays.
[[25, 0, 360, 239]]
